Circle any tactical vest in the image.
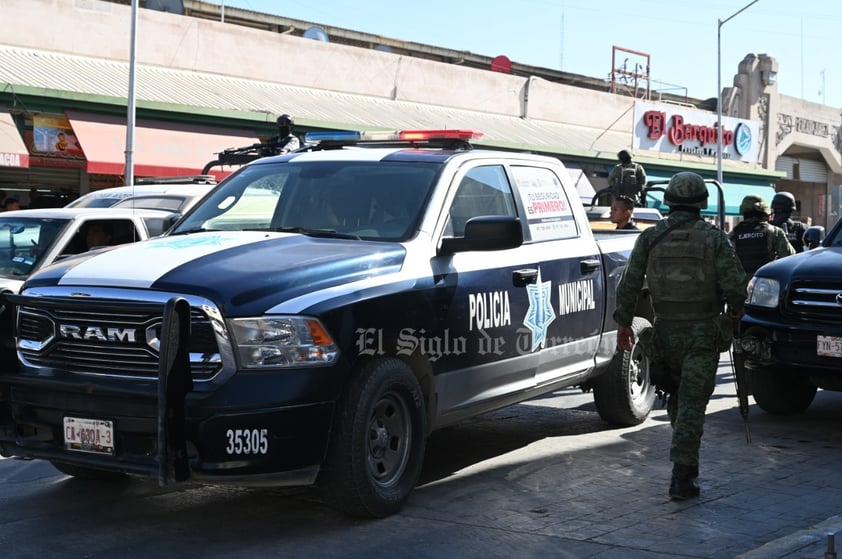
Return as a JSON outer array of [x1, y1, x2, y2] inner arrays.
[[646, 218, 721, 321], [614, 164, 641, 198], [730, 221, 771, 275]]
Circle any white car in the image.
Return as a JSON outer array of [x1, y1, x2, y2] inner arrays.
[[0, 207, 177, 294], [67, 178, 217, 213]]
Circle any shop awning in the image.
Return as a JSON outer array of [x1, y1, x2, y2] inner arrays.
[[642, 172, 776, 217], [65, 111, 259, 178], [0, 107, 29, 168]]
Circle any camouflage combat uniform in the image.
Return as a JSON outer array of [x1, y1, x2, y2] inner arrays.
[[728, 217, 795, 275], [614, 210, 748, 471]]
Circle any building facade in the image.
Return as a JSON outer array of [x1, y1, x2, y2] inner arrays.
[[0, 0, 839, 228]]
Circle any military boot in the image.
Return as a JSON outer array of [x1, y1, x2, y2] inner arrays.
[[669, 463, 700, 501]]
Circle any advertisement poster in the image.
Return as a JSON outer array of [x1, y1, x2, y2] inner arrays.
[[22, 114, 85, 168]]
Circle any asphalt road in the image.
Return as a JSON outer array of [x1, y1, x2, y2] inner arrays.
[[2, 354, 841, 559]]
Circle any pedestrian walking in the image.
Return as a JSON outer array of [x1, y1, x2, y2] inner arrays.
[[613, 172, 747, 501], [729, 194, 795, 275], [770, 191, 807, 253], [609, 196, 639, 230], [608, 150, 646, 205]]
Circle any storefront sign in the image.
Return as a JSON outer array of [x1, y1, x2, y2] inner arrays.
[[22, 113, 86, 168], [633, 101, 759, 163]]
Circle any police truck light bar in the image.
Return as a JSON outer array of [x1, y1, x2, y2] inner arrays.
[[304, 129, 484, 144]]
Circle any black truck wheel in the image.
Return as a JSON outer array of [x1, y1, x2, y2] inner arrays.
[[593, 317, 655, 426], [50, 461, 127, 480], [318, 358, 427, 518], [750, 368, 817, 414]]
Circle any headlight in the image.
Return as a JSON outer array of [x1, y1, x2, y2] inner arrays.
[[746, 277, 780, 308], [229, 316, 338, 368]]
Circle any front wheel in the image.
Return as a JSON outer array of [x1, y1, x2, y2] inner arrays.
[[750, 368, 817, 414], [318, 358, 427, 518], [592, 317, 655, 426]]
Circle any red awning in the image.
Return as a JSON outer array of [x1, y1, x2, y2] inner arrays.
[[0, 107, 29, 168], [65, 110, 259, 179]]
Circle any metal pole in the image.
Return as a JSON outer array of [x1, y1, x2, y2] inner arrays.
[[125, 0, 138, 186], [717, 0, 760, 186]]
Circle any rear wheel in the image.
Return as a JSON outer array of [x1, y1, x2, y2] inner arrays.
[[593, 317, 655, 426], [318, 358, 426, 518], [50, 461, 128, 481], [750, 368, 817, 414]]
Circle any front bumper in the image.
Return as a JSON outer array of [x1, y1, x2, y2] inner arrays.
[[0, 372, 334, 486], [739, 314, 842, 388]]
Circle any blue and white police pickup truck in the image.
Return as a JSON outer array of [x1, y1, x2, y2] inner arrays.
[[0, 130, 654, 517]]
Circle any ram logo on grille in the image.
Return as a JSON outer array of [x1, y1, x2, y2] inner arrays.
[[59, 324, 138, 343]]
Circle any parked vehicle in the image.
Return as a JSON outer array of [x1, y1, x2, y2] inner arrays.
[[0, 130, 654, 517], [67, 176, 216, 213], [739, 214, 842, 414], [0, 207, 177, 294]]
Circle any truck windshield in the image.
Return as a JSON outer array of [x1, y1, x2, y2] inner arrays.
[[0, 217, 70, 278], [173, 160, 440, 241]]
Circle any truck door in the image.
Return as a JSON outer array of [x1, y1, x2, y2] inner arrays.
[[430, 163, 540, 419], [508, 165, 607, 387]]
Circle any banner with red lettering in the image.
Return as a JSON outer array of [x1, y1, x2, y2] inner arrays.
[[633, 101, 759, 163]]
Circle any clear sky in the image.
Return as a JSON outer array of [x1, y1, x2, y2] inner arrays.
[[211, 0, 841, 108]]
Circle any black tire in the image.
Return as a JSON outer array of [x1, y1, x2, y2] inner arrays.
[[593, 317, 655, 426], [318, 358, 427, 518], [50, 461, 128, 481], [750, 368, 817, 414]]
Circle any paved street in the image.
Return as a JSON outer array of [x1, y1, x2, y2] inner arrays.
[[1, 353, 841, 558]]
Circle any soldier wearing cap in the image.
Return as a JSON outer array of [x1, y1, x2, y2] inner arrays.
[[729, 194, 795, 275], [613, 172, 747, 501]]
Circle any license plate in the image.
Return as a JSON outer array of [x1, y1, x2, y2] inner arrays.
[[63, 417, 115, 455], [817, 335, 842, 358]]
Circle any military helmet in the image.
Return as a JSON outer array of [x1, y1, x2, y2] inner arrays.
[[664, 172, 708, 209], [739, 194, 770, 216], [276, 114, 294, 128], [771, 191, 796, 213]]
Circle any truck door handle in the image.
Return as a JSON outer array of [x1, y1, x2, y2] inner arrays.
[[580, 259, 601, 274], [513, 268, 538, 287]]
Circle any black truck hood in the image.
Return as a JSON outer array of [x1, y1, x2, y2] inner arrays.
[[24, 231, 407, 316], [756, 246, 842, 282]]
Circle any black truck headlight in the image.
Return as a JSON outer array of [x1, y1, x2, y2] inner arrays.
[[747, 277, 780, 308], [230, 316, 339, 368]]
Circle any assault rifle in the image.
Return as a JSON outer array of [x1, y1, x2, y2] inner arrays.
[[201, 135, 297, 175]]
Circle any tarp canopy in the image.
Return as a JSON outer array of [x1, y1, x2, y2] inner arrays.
[[643, 172, 776, 217], [0, 106, 29, 168], [65, 111, 258, 179]]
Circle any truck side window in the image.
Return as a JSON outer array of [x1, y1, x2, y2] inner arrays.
[[446, 165, 516, 237]]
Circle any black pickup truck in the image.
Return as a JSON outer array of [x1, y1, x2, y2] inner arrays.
[[739, 215, 842, 414], [0, 129, 655, 517]]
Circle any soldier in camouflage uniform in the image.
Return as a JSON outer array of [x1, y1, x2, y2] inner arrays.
[[613, 172, 748, 500], [770, 191, 806, 253], [729, 194, 795, 275], [608, 150, 647, 205]]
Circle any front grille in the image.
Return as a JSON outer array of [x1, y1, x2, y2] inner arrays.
[[18, 303, 222, 381], [786, 281, 842, 321]]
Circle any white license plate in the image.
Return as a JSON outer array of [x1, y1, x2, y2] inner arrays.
[[63, 417, 115, 455], [817, 335, 842, 358]]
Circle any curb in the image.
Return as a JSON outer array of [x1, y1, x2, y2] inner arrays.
[[737, 516, 842, 559]]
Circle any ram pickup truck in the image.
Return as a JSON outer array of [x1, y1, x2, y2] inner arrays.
[[0, 130, 654, 517], [740, 214, 842, 414]]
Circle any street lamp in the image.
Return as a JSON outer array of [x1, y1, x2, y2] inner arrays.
[[717, 0, 759, 185]]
